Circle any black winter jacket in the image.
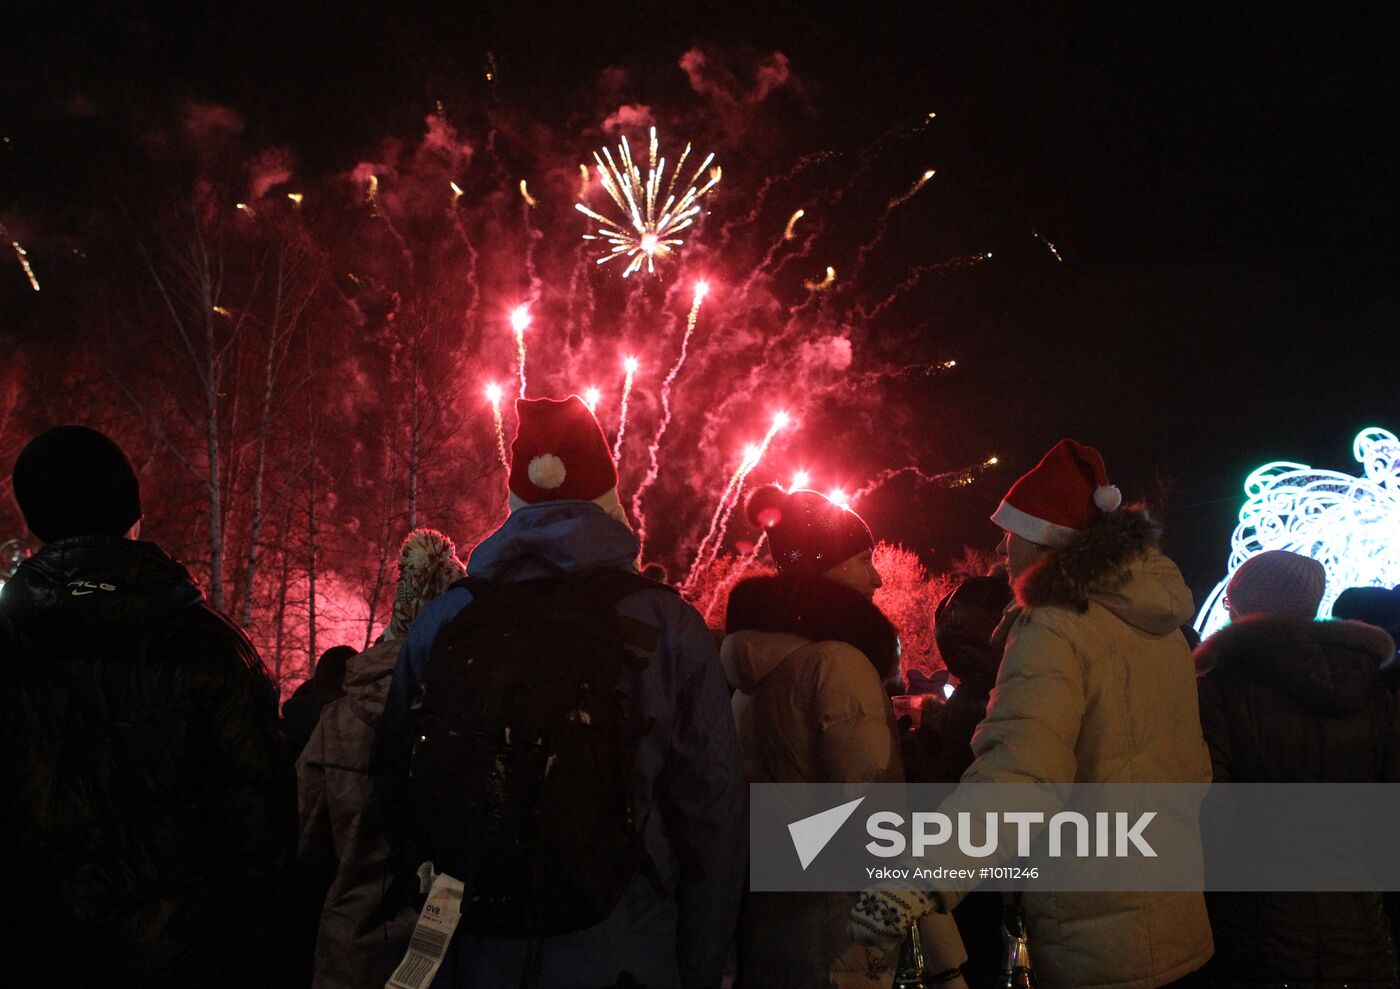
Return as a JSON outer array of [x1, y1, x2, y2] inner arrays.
[[0, 536, 297, 988], [1196, 616, 1400, 987]]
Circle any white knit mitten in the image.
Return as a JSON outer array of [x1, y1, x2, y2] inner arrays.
[[847, 884, 939, 950]]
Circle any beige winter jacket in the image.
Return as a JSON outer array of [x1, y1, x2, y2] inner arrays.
[[297, 638, 417, 989], [724, 629, 968, 988], [963, 512, 1214, 989]]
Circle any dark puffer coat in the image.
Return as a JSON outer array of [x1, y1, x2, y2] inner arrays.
[[0, 536, 297, 988], [1196, 615, 1400, 987]]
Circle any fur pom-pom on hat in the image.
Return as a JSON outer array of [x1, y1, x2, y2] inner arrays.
[[744, 483, 788, 529]]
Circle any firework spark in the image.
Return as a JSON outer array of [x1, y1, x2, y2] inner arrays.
[[576, 126, 722, 277], [510, 306, 531, 398], [450, 181, 464, 200], [519, 179, 537, 207], [887, 168, 936, 212], [688, 411, 792, 589], [5, 234, 39, 292], [485, 383, 508, 469], [633, 280, 711, 548], [1033, 229, 1064, 262], [804, 266, 836, 292], [783, 209, 805, 241], [612, 356, 639, 462], [287, 192, 304, 206], [789, 470, 811, 490], [583, 386, 602, 414]]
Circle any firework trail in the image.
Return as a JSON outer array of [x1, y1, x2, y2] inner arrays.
[[803, 266, 836, 292], [887, 168, 937, 212], [687, 411, 791, 590], [747, 207, 811, 279], [783, 209, 805, 241], [702, 530, 768, 624], [633, 280, 710, 548], [510, 306, 531, 398], [366, 174, 414, 270], [519, 180, 538, 207], [447, 185, 482, 334], [846, 167, 937, 282], [1, 225, 39, 292], [858, 253, 993, 321], [685, 450, 758, 594], [485, 383, 509, 469], [850, 456, 1000, 502], [563, 235, 595, 349], [576, 127, 722, 277], [612, 356, 639, 462], [717, 149, 838, 250], [1032, 228, 1065, 262]]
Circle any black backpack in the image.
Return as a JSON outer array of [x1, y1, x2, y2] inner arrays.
[[400, 567, 671, 938]]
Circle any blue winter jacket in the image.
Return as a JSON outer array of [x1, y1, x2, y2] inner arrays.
[[380, 501, 746, 989]]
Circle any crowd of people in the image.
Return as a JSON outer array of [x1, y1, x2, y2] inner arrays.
[[1, 406, 1397, 989]]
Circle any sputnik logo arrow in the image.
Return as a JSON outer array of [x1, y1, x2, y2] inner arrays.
[[788, 797, 865, 870]]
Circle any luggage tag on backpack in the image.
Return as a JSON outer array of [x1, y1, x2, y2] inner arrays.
[[386, 866, 465, 989]]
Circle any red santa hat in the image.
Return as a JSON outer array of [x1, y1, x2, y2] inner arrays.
[[507, 396, 621, 515], [990, 439, 1122, 548]]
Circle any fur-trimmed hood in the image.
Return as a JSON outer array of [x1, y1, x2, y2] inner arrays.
[[1016, 509, 1194, 635], [724, 570, 900, 682], [1196, 615, 1395, 716]]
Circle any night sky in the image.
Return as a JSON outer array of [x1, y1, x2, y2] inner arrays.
[[4, 1, 1397, 603]]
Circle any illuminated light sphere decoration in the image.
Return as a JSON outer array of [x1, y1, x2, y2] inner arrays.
[[575, 126, 722, 278], [1195, 426, 1400, 637]]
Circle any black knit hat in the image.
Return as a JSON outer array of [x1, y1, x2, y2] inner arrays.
[[12, 426, 143, 543], [745, 484, 874, 575]]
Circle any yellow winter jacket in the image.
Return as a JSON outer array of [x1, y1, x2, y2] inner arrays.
[[963, 512, 1214, 989]]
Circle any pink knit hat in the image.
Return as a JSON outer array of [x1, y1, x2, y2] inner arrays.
[[1226, 550, 1326, 619]]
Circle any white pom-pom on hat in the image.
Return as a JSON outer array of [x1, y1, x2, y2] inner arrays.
[[1094, 484, 1122, 512], [528, 454, 567, 490]]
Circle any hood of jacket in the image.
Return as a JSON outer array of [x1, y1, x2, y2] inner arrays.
[[0, 536, 203, 645], [724, 569, 900, 680], [467, 501, 639, 581], [1196, 615, 1394, 716], [341, 637, 400, 726], [1017, 510, 1193, 635], [720, 631, 810, 693]]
